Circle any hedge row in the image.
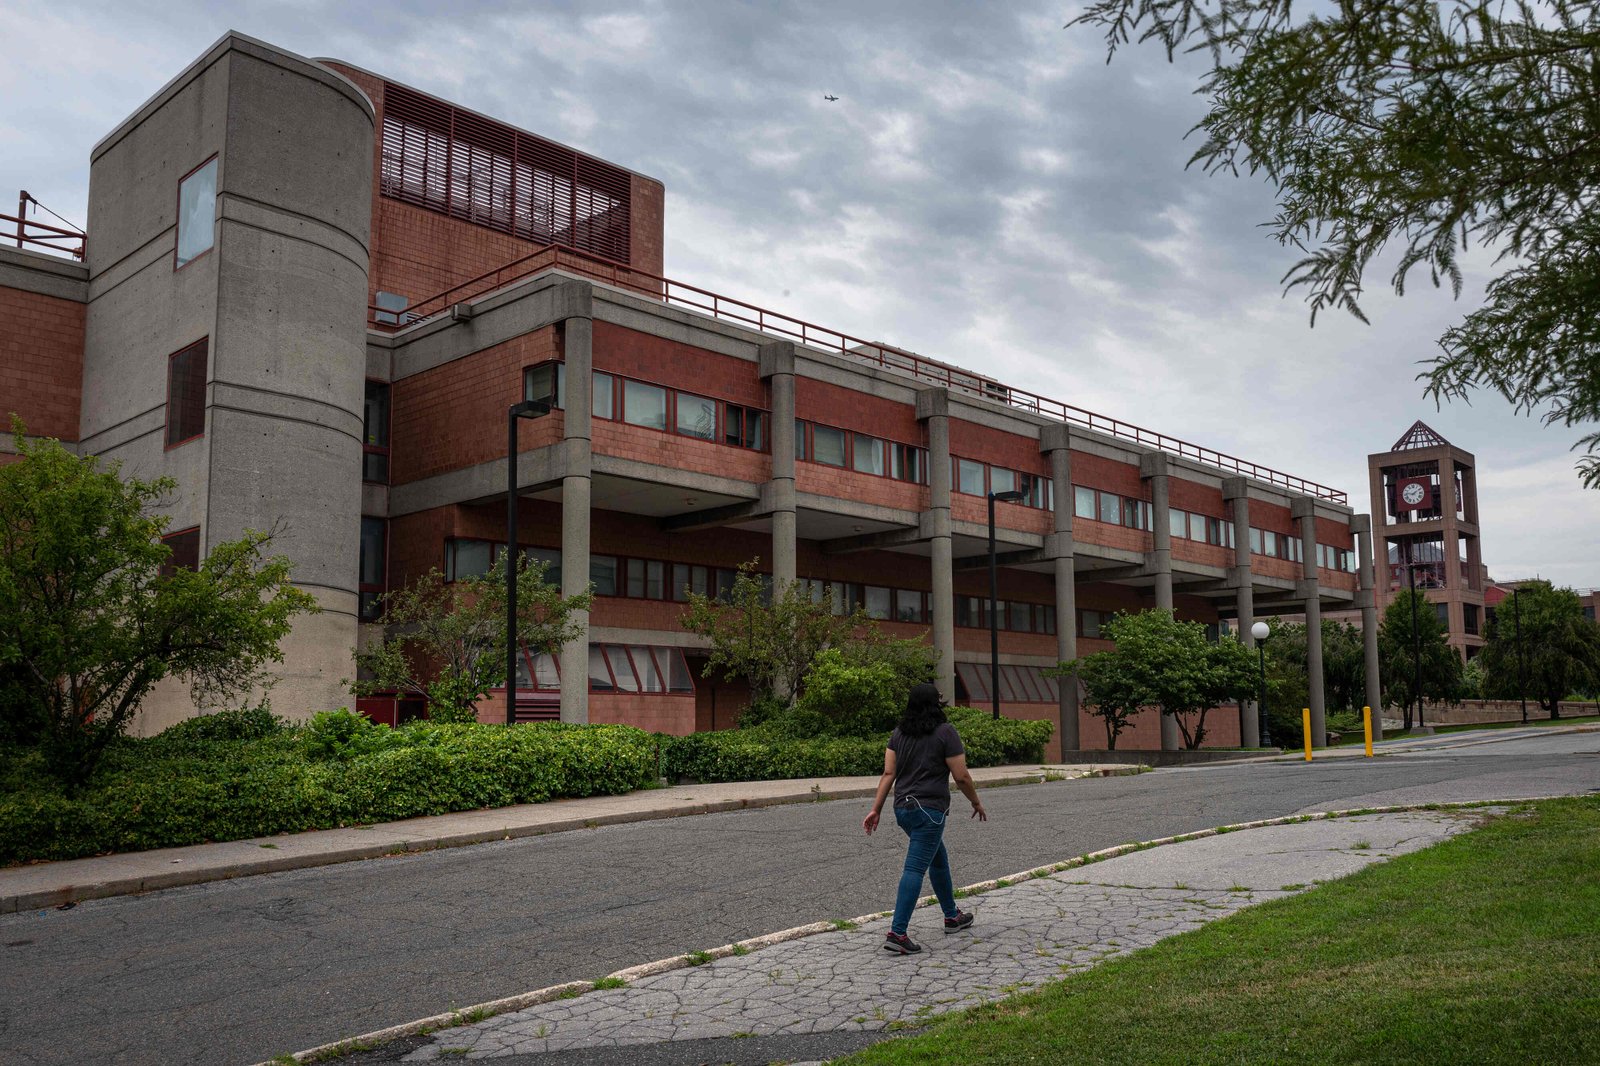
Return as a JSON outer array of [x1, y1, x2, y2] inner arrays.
[[663, 708, 1053, 784], [1, 715, 659, 864], [1, 707, 1053, 865]]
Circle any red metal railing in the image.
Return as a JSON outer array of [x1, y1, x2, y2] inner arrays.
[[6, 192, 86, 260], [369, 246, 1348, 503]]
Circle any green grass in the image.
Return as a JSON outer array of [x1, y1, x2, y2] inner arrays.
[[838, 798, 1600, 1065]]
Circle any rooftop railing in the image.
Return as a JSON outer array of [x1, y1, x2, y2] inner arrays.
[[6, 192, 86, 261], [369, 243, 1348, 504]]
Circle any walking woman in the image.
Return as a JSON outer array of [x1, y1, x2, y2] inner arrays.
[[863, 682, 988, 954]]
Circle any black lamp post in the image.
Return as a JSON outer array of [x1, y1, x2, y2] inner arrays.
[[1250, 620, 1272, 747], [506, 398, 551, 725], [987, 489, 1027, 720], [1512, 587, 1528, 724]]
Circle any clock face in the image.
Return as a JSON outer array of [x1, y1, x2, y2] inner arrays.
[[1401, 482, 1426, 506]]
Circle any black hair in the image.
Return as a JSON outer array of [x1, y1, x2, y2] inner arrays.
[[897, 682, 948, 738]]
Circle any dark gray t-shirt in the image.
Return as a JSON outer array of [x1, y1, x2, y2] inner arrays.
[[888, 722, 965, 813]]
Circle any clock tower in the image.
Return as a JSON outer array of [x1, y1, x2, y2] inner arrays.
[[1367, 422, 1485, 659]]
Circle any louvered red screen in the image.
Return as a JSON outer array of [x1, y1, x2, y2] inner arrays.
[[379, 82, 632, 264]]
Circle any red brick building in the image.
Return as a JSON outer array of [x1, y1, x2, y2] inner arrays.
[[1, 33, 1384, 753]]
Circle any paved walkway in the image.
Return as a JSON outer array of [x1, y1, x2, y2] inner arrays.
[[317, 807, 1493, 1064], [0, 763, 1117, 914]]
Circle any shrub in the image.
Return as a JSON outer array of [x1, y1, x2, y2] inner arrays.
[[0, 721, 659, 865], [663, 707, 1052, 783], [794, 649, 902, 737], [152, 704, 285, 745]]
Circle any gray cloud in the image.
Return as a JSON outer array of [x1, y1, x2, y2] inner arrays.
[[3, 0, 1596, 586]]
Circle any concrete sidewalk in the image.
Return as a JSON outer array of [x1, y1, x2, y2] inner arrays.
[[0, 762, 1124, 915], [312, 805, 1496, 1065]]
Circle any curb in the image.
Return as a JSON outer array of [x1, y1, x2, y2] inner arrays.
[[2, 766, 1141, 915], [257, 796, 1542, 1065]]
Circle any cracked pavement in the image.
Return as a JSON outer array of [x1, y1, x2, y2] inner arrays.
[[388, 810, 1486, 1062]]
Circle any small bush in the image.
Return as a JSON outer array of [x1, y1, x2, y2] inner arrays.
[[663, 707, 1052, 783], [152, 704, 285, 744], [794, 649, 902, 737], [301, 708, 402, 761]]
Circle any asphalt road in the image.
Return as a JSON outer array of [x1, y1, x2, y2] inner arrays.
[[2, 729, 1595, 1066]]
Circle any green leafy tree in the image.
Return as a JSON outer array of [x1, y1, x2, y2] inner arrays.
[[351, 556, 589, 723], [0, 427, 316, 788], [1378, 590, 1464, 729], [1478, 581, 1600, 717], [1049, 633, 1145, 749], [1069, 0, 1600, 486], [679, 561, 871, 706], [1056, 609, 1257, 749]]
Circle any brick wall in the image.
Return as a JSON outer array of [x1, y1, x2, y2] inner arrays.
[[390, 327, 561, 485], [1, 285, 84, 441]]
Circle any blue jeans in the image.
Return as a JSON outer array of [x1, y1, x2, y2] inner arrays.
[[891, 805, 958, 935]]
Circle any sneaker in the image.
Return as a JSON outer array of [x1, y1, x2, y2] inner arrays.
[[943, 910, 975, 934], [883, 931, 923, 955]]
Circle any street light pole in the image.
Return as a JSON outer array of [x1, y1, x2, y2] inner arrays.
[[987, 489, 1026, 720], [1251, 620, 1272, 747], [1512, 587, 1528, 725], [506, 398, 550, 725]]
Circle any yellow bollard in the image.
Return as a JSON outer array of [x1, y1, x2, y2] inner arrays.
[[1363, 706, 1374, 758], [1302, 708, 1313, 761]]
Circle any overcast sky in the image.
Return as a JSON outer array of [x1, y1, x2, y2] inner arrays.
[[5, 0, 1597, 588]]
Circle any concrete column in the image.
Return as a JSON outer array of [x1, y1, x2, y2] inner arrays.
[[1042, 424, 1078, 752], [1140, 452, 1179, 750], [1224, 478, 1259, 748], [557, 287, 594, 724], [760, 342, 798, 592], [1355, 514, 1384, 740], [1293, 498, 1325, 747], [918, 389, 956, 701]]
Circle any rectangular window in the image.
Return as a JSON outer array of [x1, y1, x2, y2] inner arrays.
[[894, 589, 926, 623], [165, 339, 208, 447], [1098, 492, 1121, 526], [590, 555, 619, 596], [813, 425, 847, 467], [363, 380, 391, 484], [672, 563, 709, 601], [1081, 609, 1102, 639], [675, 392, 718, 440], [795, 419, 809, 461], [1020, 473, 1051, 509], [957, 458, 986, 496], [726, 406, 766, 450], [955, 595, 982, 629], [625, 558, 666, 599], [359, 517, 386, 622], [1249, 527, 1262, 554], [587, 646, 616, 691], [1042, 605, 1057, 635], [160, 527, 201, 578], [1189, 513, 1207, 542], [524, 362, 564, 410], [853, 433, 886, 476], [891, 443, 926, 484], [1435, 602, 1451, 628], [445, 539, 494, 582], [592, 372, 615, 419], [1009, 602, 1031, 632], [1170, 509, 1189, 539], [630, 646, 665, 693], [714, 567, 739, 601], [989, 467, 1016, 496], [863, 585, 892, 620], [622, 380, 668, 430], [524, 546, 561, 587], [1125, 499, 1151, 531], [175, 156, 218, 269], [1463, 603, 1480, 636], [1263, 531, 1278, 557], [1074, 486, 1096, 520], [1207, 517, 1228, 547], [606, 644, 640, 691]]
